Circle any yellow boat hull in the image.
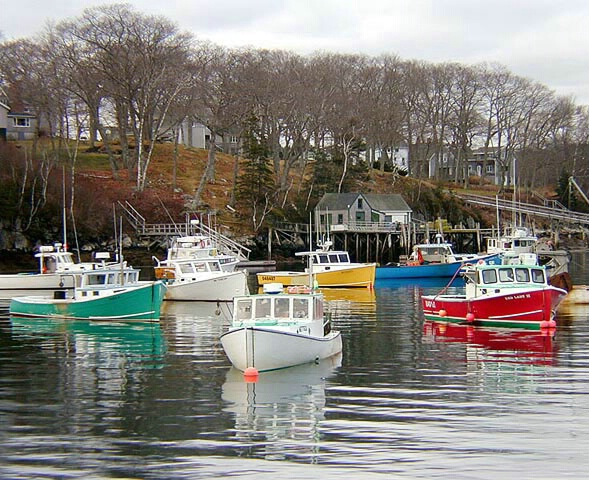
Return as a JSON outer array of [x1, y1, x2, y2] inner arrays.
[[257, 264, 375, 288]]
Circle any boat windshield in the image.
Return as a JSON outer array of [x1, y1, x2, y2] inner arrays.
[[255, 297, 272, 318], [313, 252, 350, 264], [531, 268, 545, 283], [275, 297, 290, 318], [498, 268, 515, 282], [235, 298, 252, 321], [515, 268, 530, 282], [480, 266, 545, 285], [481, 269, 498, 284], [293, 297, 309, 319]]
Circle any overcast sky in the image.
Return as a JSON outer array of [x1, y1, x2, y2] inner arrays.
[[3, 0, 589, 104]]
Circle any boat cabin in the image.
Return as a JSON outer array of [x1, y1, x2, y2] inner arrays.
[[167, 235, 217, 260], [35, 245, 117, 274], [464, 264, 548, 298], [234, 294, 323, 322], [232, 293, 328, 335], [310, 250, 351, 266], [486, 227, 538, 255], [50, 268, 143, 300], [163, 235, 238, 272], [79, 268, 140, 288], [415, 243, 456, 263], [35, 244, 77, 274], [155, 258, 223, 280]]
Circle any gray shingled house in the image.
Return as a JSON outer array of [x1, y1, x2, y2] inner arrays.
[[314, 193, 412, 232]]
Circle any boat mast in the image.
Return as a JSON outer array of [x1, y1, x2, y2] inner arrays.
[[308, 212, 313, 288], [62, 165, 67, 250], [119, 216, 125, 285]]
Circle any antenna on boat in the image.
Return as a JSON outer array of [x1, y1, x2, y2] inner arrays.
[[62, 165, 67, 251], [308, 211, 314, 288], [495, 195, 501, 239], [119, 216, 125, 285]]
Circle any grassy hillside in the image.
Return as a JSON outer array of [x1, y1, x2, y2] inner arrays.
[[2, 138, 537, 250]]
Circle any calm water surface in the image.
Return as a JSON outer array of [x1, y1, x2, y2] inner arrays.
[[2, 252, 589, 479]]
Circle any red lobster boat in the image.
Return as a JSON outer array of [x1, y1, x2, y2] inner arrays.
[[421, 261, 568, 330]]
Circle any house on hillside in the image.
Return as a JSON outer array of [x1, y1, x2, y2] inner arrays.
[[314, 193, 412, 233], [0, 86, 44, 141], [366, 143, 410, 174], [428, 147, 517, 186], [0, 88, 8, 141], [178, 120, 241, 155]]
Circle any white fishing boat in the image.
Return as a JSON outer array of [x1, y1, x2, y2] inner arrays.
[[0, 244, 126, 304], [486, 226, 572, 290], [222, 248, 343, 373], [161, 235, 239, 272], [220, 283, 342, 372], [153, 256, 248, 302]]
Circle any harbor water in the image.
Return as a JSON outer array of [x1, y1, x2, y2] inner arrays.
[[1, 252, 589, 478]]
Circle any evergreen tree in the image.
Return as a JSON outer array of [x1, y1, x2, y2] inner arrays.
[[235, 115, 277, 231], [556, 169, 578, 210]]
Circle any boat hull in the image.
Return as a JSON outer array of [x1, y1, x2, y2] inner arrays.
[[163, 271, 248, 301], [421, 286, 568, 329], [257, 264, 375, 288], [377, 261, 464, 279], [220, 327, 343, 372], [9, 281, 167, 321], [376, 254, 500, 280]]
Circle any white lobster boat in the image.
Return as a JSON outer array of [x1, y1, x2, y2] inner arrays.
[[220, 281, 342, 372], [0, 244, 126, 304], [154, 256, 248, 302]]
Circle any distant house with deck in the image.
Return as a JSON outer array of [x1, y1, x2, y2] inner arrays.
[[428, 147, 517, 186], [0, 87, 10, 141], [314, 193, 413, 233]]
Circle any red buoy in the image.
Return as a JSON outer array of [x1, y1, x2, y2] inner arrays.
[[439, 309, 447, 317], [466, 312, 475, 322], [243, 367, 259, 383]]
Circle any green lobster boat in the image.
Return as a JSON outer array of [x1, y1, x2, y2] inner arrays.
[[9, 266, 167, 322]]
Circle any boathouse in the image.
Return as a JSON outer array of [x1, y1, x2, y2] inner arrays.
[[314, 193, 412, 232]]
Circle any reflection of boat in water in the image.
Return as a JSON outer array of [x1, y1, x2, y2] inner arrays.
[[222, 355, 341, 444], [320, 287, 376, 303], [423, 320, 556, 365], [9, 316, 166, 361], [554, 285, 589, 316], [161, 300, 230, 319]]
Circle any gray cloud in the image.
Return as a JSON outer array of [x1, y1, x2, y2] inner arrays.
[[2, 0, 589, 104]]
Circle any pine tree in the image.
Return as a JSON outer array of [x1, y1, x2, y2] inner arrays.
[[235, 115, 277, 231]]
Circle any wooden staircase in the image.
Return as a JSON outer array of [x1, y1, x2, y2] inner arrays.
[[117, 201, 251, 261]]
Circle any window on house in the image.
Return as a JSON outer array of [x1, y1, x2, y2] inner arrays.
[[486, 165, 494, 173], [13, 117, 30, 127], [357, 198, 363, 209], [337, 214, 343, 224], [229, 135, 238, 143]]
